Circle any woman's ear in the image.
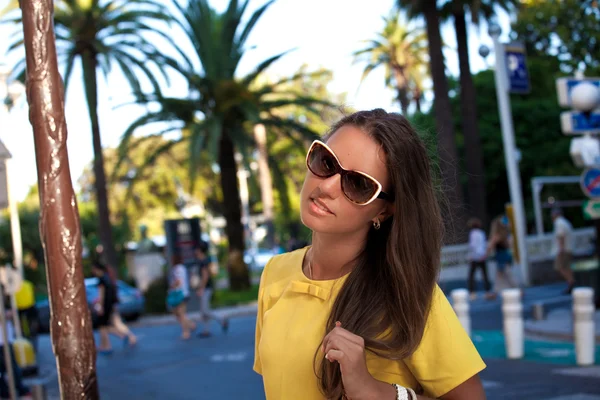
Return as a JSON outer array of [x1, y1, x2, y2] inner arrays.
[[375, 204, 394, 223]]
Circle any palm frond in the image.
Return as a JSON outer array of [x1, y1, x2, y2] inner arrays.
[[242, 49, 293, 86]]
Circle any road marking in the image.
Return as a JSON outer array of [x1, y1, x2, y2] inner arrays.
[[553, 366, 600, 378], [545, 395, 600, 400], [534, 348, 573, 358], [481, 380, 503, 389], [210, 352, 247, 362]]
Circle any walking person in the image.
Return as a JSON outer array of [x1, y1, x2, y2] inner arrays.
[[467, 218, 494, 300], [194, 242, 229, 338], [551, 208, 575, 294], [91, 262, 119, 354], [487, 216, 519, 294], [105, 264, 137, 347], [254, 110, 486, 399], [167, 255, 195, 340]]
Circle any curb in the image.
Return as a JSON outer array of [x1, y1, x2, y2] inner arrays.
[[131, 303, 258, 328]]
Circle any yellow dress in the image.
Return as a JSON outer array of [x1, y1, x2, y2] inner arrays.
[[254, 248, 486, 399]]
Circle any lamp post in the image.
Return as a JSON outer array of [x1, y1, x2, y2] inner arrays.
[[0, 65, 25, 281], [483, 23, 530, 286]]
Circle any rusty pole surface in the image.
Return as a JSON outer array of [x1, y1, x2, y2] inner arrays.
[[19, 0, 99, 398]]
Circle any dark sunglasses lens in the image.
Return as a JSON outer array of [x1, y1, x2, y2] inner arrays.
[[342, 172, 378, 204], [308, 144, 338, 177]]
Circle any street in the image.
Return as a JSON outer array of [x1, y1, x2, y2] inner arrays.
[[33, 284, 599, 399]]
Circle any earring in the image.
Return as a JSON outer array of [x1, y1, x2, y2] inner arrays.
[[373, 219, 381, 230]]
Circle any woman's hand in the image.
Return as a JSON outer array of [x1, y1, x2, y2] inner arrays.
[[321, 322, 382, 400]]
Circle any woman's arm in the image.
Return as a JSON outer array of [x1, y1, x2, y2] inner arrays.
[[369, 374, 485, 399], [96, 284, 105, 315], [170, 267, 182, 289]]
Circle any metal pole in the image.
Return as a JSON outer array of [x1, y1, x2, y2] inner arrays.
[[532, 180, 544, 236], [0, 283, 17, 400], [6, 160, 23, 280], [491, 31, 530, 286]]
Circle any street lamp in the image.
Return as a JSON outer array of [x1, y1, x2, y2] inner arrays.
[[485, 23, 530, 286]]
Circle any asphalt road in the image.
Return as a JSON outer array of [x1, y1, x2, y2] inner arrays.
[[30, 282, 599, 399]]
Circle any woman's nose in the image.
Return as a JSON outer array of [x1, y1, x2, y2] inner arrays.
[[318, 173, 342, 198]]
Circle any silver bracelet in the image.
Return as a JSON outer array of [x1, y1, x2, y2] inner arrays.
[[392, 384, 417, 400]]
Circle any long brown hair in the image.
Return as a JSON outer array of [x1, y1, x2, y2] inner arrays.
[[315, 109, 443, 399], [490, 215, 510, 247]]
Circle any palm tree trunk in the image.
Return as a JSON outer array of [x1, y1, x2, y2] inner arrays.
[[414, 87, 423, 113], [81, 51, 119, 269], [392, 66, 410, 115], [20, 0, 99, 397], [454, 8, 488, 225], [422, 0, 466, 242], [218, 132, 250, 290], [254, 124, 275, 248]]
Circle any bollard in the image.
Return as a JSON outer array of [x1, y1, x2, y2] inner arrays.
[[573, 287, 595, 366], [451, 289, 471, 337], [502, 288, 524, 359]]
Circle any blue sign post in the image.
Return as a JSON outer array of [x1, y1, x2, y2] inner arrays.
[[504, 42, 530, 94], [580, 168, 600, 198]]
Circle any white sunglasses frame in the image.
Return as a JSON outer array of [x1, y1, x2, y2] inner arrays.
[[306, 140, 392, 206]]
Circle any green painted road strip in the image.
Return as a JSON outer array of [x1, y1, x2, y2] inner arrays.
[[472, 330, 600, 365]]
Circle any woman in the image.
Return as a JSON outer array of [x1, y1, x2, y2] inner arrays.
[[194, 241, 229, 338], [168, 255, 195, 340], [91, 262, 118, 354], [254, 110, 486, 399], [105, 264, 138, 347], [487, 216, 519, 293]]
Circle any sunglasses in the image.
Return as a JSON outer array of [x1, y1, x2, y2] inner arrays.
[[306, 140, 393, 206]]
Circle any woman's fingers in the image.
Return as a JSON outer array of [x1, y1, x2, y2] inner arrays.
[[321, 324, 364, 352], [325, 348, 345, 363]]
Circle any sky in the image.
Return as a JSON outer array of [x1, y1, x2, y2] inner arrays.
[[0, 0, 513, 202]]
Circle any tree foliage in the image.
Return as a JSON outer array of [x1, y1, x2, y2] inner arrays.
[[511, 0, 600, 75]]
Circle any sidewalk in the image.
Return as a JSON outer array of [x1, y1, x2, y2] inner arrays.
[[132, 302, 258, 328], [525, 308, 600, 341]]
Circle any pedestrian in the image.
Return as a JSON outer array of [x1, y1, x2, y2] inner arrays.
[[254, 110, 486, 399], [466, 217, 494, 300], [167, 255, 195, 340], [0, 291, 31, 400], [91, 262, 119, 354], [487, 215, 519, 293], [551, 208, 575, 294], [105, 264, 137, 347], [194, 242, 229, 338]]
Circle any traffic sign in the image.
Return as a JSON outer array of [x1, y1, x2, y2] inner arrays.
[[504, 42, 530, 94], [583, 200, 600, 220], [557, 77, 600, 108], [580, 168, 600, 198], [561, 111, 600, 135]]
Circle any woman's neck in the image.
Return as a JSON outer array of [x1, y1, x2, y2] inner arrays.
[[308, 231, 366, 280]]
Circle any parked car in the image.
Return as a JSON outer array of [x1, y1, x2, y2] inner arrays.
[[36, 278, 145, 333]]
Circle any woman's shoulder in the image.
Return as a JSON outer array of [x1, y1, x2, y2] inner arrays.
[[261, 247, 307, 284]]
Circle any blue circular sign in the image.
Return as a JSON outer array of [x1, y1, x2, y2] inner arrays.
[[580, 168, 600, 198]]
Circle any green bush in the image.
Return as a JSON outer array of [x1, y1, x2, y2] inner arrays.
[[144, 275, 169, 314]]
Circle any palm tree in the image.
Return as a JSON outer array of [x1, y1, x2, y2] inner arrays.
[[118, 0, 330, 290], [440, 0, 518, 225], [353, 11, 429, 115], [397, 0, 466, 241], [2, 0, 173, 268]]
